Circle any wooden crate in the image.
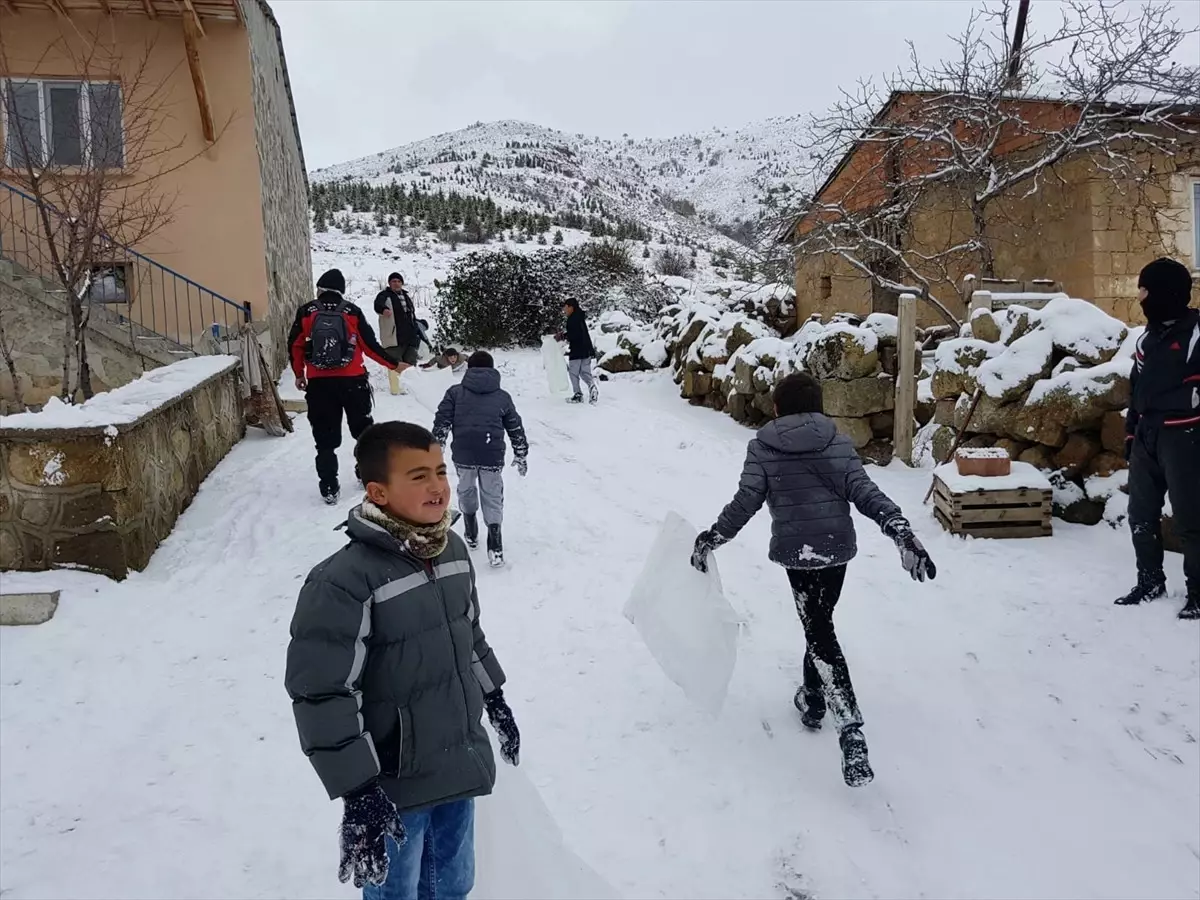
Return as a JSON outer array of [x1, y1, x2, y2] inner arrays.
[[932, 475, 1052, 539]]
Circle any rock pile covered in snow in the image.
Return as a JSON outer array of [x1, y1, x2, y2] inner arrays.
[[915, 297, 1137, 525], [603, 284, 917, 463]]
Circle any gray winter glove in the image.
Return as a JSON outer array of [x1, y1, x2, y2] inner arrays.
[[338, 780, 405, 888], [881, 516, 937, 582], [513, 456, 528, 477], [691, 529, 728, 574]]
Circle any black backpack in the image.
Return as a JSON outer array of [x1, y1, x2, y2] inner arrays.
[[308, 300, 355, 369]]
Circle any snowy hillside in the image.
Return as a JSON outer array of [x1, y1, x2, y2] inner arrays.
[[310, 116, 809, 242]]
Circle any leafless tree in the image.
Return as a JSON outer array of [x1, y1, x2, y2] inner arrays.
[[0, 17, 229, 402], [0, 305, 22, 412], [764, 0, 1200, 326]]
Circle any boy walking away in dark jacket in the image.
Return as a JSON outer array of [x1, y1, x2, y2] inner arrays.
[[556, 298, 598, 404], [289, 269, 405, 504], [691, 373, 937, 787], [374, 273, 431, 396], [432, 351, 528, 567], [1117, 258, 1199, 620], [285, 422, 520, 897]]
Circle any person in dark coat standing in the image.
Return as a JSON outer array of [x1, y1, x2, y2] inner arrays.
[[691, 373, 937, 787], [289, 269, 404, 504], [285, 421, 519, 896], [1117, 257, 1199, 619], [374, 273, 430, 395], [556, 298, 598, 404], [432, 351, 528, 567]]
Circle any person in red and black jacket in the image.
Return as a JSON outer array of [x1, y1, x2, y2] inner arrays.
[[288, 268, 407, 504], [1117, 257, 1199, 619]]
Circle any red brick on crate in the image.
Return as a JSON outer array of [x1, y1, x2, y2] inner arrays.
[[955, 447, 1012, 478]]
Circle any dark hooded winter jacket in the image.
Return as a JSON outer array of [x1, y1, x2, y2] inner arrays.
[[714, 412, 902, 568], [284, 507, 506, 811], [432, 367, 529, 469]]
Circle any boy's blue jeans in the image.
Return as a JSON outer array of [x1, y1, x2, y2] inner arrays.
[[362, 799, 475, 900]]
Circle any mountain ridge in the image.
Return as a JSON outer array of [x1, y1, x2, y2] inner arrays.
[[310, 115, 810, 246]]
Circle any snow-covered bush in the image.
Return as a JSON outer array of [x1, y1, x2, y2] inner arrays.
[[434, 248, 672, 348]]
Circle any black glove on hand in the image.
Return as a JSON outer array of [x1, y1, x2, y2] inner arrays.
[[338, 780, 406, 889], [1123, 436, 1133, 462], [485, 690, 520, 766], [513, 456, 528, 477], [691, 529, 728, 574], [881, 516, 937, 583]]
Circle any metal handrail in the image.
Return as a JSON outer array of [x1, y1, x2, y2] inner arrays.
[[0, 178, 251, 355]]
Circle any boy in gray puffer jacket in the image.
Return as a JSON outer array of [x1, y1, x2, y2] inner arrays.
[[691, 373, 936, 788], [286, 421, 519, 896]]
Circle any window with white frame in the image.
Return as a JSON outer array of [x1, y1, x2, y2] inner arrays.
[[1192, 179, 1199, 272], [2, 79, 124, 169]]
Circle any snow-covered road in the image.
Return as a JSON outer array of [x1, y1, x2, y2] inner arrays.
[[2, 355, 1197, 900]]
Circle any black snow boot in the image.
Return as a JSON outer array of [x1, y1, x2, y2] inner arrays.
[[793, 686, 825, 731], [464, 513, 479, 550], [1114, 571, 1167, 606], [567, 393, 584, 404], [839, 727, 874, 788], [487, 524, 504, 568], [320, 481, 340, 506], [1179, 592, 1200, 620]]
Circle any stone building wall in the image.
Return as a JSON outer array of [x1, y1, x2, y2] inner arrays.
[[794, 153, 1196, 329], [242, 0, 313, 376], [0, 359, 244, 579], [0, 270, 181, 413]]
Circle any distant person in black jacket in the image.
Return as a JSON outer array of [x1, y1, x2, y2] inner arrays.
[[374, 273, 430, 394], [1117, 258, 1199, 619], [556, 298, 598, 404], [432, 351, 528, 568]]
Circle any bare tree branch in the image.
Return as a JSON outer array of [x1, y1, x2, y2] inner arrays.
[[762, 0, 1199, 327]]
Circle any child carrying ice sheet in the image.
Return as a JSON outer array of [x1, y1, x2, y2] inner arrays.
[[692, 373, 937, 787]]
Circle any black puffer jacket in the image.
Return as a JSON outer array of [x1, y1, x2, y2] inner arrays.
[[564, 309, 594, 360], [285, 507, 505, 810], [432, 367, 529, 469], [714, 412, 901, 568], [1126, 307, 1200, 436]]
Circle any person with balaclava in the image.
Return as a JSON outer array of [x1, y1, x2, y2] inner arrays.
[[1116, 257, 1199, 619]]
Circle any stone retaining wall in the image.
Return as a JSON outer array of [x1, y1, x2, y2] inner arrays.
[[0, 359, 244, 578]]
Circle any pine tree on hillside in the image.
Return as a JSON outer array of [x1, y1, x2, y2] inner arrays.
[[553, 229, 564, 245]]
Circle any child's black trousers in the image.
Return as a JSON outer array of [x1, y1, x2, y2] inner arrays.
[[787, 565, 864, 734]]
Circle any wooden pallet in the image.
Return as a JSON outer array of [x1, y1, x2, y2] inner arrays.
[[932, 475, 1052, 539]]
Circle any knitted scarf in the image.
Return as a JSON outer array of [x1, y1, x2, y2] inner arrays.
[[359, 500, 452, 560]]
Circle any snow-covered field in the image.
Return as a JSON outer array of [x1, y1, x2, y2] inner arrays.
[[2, 350, 1197, 900]]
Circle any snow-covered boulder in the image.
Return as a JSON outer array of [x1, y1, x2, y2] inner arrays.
[[805, 325, 880, 380], [598, 310, 636, 334], [1033, 297, 1128, 366], [975, 329, 1054, 404], [931, 338, 999, 400], [1024, 360, 1132, 430]]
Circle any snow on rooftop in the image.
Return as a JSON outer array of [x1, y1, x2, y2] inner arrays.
[[0, 356, 239, 432]]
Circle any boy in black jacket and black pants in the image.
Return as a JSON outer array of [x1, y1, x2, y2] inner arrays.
[[1117, 258, 1199, 619]]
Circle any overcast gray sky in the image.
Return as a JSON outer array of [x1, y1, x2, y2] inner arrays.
[[271, 0, 1200, 171]]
